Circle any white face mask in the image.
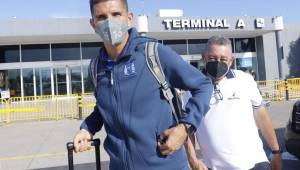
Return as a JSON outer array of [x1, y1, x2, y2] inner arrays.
[[95, 18, 128, 46]]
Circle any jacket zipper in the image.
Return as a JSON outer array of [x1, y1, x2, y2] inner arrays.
[[111, 65, 131, 170]]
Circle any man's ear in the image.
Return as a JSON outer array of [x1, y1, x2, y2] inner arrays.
[[90, 18, 96, 30], [230, 55, 235, 63], [229, 55, 235, 67], [202, 53, 207, 63], [127, 12, 133, 27]]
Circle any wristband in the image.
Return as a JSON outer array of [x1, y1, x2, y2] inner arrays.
[[271, 147, 283, 154]]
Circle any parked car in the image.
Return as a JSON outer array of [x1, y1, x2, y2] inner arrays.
[[285, 99, 300, 160]]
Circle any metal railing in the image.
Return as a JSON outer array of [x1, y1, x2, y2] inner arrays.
[[78, 93, 96, 119], [1, 78, 300, 124], [0, 94, 85, 124], [257, 80, 286, 101], [257, 78, 300, 101], [286, 78, 300, 100]]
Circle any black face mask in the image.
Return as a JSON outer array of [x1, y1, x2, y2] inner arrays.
[[205, 61, 229, 79]]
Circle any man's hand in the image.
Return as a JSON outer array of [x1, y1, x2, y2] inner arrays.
[[73, 129, 93, 153], [158, 123, 188, 156], [190, 159, 208, 170], [271, 154, 282, 170]]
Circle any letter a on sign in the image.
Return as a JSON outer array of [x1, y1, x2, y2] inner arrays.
[[236, 19, 245, 28]]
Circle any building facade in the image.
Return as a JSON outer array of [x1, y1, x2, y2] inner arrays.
[[0, 15, 299, 98]]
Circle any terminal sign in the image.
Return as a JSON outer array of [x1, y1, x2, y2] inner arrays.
[[163, 18, 265, 30]]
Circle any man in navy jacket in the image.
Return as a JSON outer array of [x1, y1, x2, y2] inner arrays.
[[73, 0, 213, 169]]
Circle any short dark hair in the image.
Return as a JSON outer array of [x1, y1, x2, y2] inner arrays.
[[89, 0, 128, 16]]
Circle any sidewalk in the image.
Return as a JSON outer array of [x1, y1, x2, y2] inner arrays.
[[0, 100, 299, 170], [0, 120, 109, 170]]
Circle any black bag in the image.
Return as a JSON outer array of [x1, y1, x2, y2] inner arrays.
[[291, 100, 300, 134]]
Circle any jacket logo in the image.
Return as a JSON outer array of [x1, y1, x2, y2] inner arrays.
[[124, 61, 136, 77], [97, 71, 106, 77]]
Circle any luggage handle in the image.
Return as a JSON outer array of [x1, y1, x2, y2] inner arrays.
[[66, 138, 101, 170]]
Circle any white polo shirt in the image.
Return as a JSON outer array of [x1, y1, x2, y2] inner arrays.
[[196, 70, 268, 170]]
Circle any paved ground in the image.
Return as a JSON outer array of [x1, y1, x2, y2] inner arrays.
[[0, 100, 299, 170], [0, 120, 109, 170]]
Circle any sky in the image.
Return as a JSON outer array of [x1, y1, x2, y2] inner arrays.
[[0, 0, 299, 23]]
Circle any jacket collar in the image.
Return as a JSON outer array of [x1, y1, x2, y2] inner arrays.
[[226, 69, 235, 79]]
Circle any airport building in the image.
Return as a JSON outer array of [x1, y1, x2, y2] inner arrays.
[[0, 10, 300, 98]]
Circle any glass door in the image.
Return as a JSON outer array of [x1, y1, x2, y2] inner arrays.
[[70, 66, 82, 94], [22, 68, 34, 96], [36, 68, 52, 96], [54, 67, 67, 95]]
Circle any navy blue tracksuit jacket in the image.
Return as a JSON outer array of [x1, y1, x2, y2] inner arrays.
[[81, 28, 213, 170]]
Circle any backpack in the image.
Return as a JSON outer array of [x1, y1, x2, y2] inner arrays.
[[88, 41, 184, 124]]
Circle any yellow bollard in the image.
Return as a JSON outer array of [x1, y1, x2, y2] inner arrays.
[[56, 96, 59, 121], [6, 99, 10, 124]]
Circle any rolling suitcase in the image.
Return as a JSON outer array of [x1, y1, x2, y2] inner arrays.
[[66, 138, 101, 170]]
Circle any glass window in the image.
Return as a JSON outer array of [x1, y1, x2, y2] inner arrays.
[[0, 71, 7, 98], [163, 40, 187, 55], [54, 68, 67, 95], [235, 57, 256, 71], [0, 70, 21, 98], [0, 45, 20, 63], [51, 43, 80, 61], [188, 39, 208, 55], [70, 66, 82, 94], [23, 68, 34, 96], [21, 44, 50, 62], [190, 60, 205, 71], [82, 65, 94, 93], [36, 68, 51, 96], [235, 38, 256, 53], [8, 69, 21, 97], [81, 42, 103, 59], [236, 57, 257, 80]]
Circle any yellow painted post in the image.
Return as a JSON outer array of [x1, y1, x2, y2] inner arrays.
[[71, 95, 74, 119], [36, 97, 41, 122], [285, 79, 289, 100], [0, 99, 4, 125], [56, 96, 59, 121], [79, 95, 83, 120], [5, 99, 10, 124], [278, 80, 284, 101]]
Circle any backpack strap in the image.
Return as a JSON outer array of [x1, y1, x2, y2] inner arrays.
[[89, 55, 100, 90], [145, 42, 180, 123], [89, 42, 182, 124]]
